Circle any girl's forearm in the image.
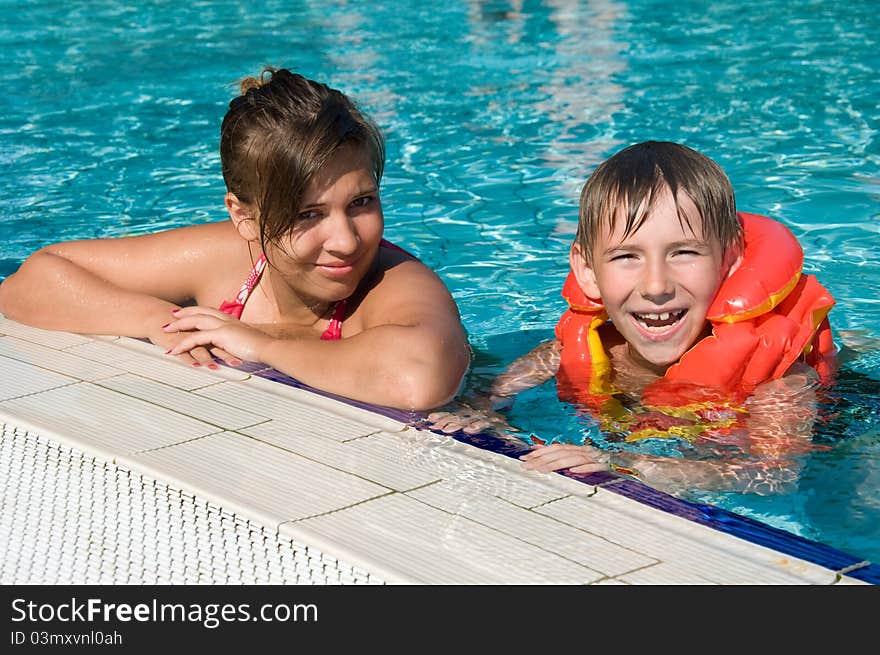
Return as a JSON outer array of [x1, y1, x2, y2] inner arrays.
[[0, 251, 178, 337], [258, 323, 469, 411]]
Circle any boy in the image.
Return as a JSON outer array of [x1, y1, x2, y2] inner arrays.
[[429, 141, 837, 494]]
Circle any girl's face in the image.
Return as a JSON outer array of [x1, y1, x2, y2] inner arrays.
[[571, 186, 736, 374], [266, 145, 384, 304]]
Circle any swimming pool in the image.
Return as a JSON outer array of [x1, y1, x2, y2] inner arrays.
[[1, 0, 877, 565]]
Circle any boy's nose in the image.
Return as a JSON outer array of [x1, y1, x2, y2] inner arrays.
[[639, 262, 675, 303]]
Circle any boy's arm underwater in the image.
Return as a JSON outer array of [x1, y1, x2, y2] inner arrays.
[[522, 363, 822, 495], [426, 338, 561, 436]]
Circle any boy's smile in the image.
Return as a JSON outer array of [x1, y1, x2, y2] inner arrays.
[[571, 185, 737, 375]]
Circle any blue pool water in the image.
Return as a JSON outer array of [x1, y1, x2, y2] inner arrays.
[[1, 1, 878, 564]]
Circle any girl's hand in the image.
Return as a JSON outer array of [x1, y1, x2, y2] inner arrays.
[[160, 306, 271, 367], [519, 443, 611, 474], [148, 329, 234, 369]]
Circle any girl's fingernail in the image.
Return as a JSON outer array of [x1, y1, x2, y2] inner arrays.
[[207, 364, 218, 370], [161, 323, 170, 329], [191, 362, 201, 367], [171, 308, 181, 314], [164, 349, 172, 354]]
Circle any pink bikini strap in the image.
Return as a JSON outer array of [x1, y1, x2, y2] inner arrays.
[[217, 254, 268, 319], [220, 241, 410, 337], [316, 240, 409, 340], [320, 298, 348, 341]]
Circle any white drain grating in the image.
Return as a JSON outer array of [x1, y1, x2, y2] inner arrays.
[[0, 422, 384, 584]]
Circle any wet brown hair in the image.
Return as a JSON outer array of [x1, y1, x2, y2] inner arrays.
[[220, 67, 385, 253], [575, 141, 742, 262]]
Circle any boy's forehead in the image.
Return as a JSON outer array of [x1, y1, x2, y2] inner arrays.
[[597, 188, 713, 244]]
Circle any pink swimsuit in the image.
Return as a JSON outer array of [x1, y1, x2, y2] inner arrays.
[[218, 239, 410, 341]]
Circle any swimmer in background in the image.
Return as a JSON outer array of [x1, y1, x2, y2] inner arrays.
[[0, 67, 470, 412], [430, 141, 838, 495]]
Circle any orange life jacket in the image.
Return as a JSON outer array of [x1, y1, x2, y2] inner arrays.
[[553, 212, 837, 442]]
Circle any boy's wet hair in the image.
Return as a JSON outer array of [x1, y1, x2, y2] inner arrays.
[[220, 67, 385, 254], [575, 141, 742, 261]]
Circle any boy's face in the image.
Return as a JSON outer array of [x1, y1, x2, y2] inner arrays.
[[570, 186, 738, 374]]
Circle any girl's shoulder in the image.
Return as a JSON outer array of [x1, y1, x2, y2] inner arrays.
[[348, 241, 458, 328], [149, 220, 255, 305], [117, 219, 241, 262], [170, 219, 240, 248], [373, 243, 447, 297]]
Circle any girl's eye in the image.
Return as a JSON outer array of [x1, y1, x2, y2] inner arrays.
[[350, 195, 374, 208], [610, 253, 636, 262], [297, 209, 322, 221], [674, 249, 700, 257]]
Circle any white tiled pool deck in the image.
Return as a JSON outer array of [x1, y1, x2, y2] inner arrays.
[[0, 316, 871, 585]]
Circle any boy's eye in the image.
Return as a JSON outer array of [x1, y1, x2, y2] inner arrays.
[[610, 253, 636, 261]]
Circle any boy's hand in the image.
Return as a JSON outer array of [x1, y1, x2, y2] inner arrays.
[[519, 443, 611, 474], [425, 402, 517, 437]]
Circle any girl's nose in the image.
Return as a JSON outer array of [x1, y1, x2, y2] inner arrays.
[[323, 210, 360, 255]]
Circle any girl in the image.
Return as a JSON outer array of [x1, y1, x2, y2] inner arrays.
[[0, 67, 470, 411]]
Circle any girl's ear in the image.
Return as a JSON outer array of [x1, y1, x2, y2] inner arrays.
[[569, 242, 601, 299], [225, 192, 260, 242]]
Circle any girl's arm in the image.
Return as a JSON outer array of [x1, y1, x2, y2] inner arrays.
[[0, 223, 233, 355], [268, 257, 469, 410], [166, 256, 471, 411]]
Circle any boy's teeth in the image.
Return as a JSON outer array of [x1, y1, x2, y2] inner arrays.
[[634, 309, 685, 328]]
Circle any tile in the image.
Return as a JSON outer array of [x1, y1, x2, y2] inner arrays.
[[242, 373, 410, 431], [618, 562, 718, 585], [401, 427, 589, 508], [196, 376, 403, 438], [287, 493, 600, 584], [65, 340, 246, 390], [535, 491, 838, 584], [118, 432, 388, 529], [0, 315, 850, 585], [591, 577, 629, 585], [99, 374, 269, 431], [0, 355, 77, 401], [107, 336, 253, 381], [0, 383, 221, 460], [0, 335, 125, 381], [241, 425, 441, 491], [254, 368, 417, 424], [408, 481, 653, 578], [0, 317, 94, 349]]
